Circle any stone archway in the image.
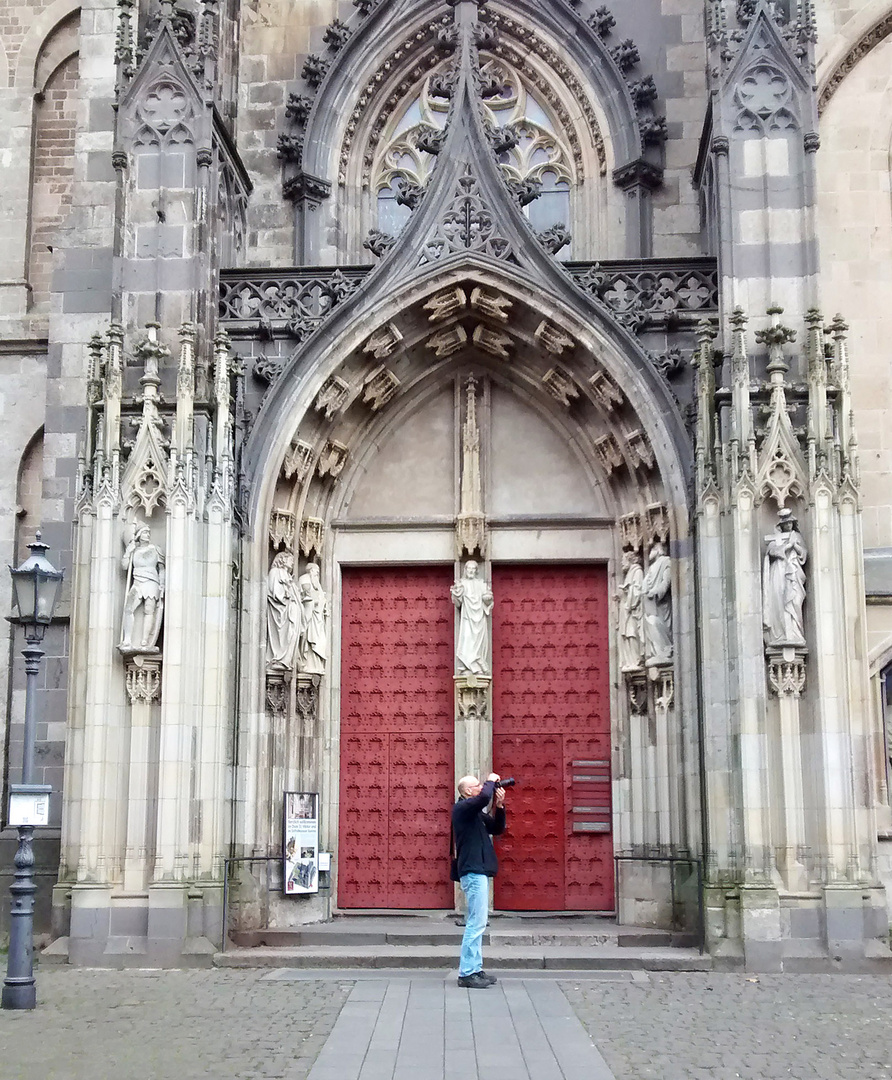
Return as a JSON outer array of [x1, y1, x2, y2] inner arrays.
[[235, 261, 698, 927]]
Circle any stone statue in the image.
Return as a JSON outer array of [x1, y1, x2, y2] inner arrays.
[[451, 560, 494, 675], [120, 524, 165, 655], [763, 509, 807, 647], [642, 542, 672, 666], [619, 550, 645, 671], [267, 552, 300, 670], [297, 562, 328, 676]]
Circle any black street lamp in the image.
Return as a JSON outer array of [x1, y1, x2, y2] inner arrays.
[[2, 532, 63, 1011]]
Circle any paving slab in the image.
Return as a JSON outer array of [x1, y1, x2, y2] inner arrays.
[[304, 977, 616, 1080]]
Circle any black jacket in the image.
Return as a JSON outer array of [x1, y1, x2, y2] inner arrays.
[[451, 780, 506, 878]]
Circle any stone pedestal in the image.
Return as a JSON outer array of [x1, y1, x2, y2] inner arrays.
[[454, 674, 492, 783]]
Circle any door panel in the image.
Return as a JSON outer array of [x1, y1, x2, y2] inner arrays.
[[492, 564, 613, 912], [339, 566, 454, 909]]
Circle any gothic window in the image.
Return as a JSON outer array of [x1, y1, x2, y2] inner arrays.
[[373, 57, 575, 254]]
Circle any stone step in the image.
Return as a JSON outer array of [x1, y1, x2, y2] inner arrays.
[[214, 943, 711, 971], [228, 916, 697, 951]]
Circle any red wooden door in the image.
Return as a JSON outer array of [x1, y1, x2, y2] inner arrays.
[[339, 566, 454, 909], [492, 565, 613, 911]]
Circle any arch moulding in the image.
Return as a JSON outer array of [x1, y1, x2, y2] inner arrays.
[[14, 0, 81, 91], [244, 257, 692, 548]]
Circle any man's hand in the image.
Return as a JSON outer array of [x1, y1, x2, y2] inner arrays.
[[494, 787, 506, 809], [487, 773, 500, 783]]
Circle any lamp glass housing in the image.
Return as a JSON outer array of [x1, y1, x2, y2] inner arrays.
[[9, 535, 63, 635]]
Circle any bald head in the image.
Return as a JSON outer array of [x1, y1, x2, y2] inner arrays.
[[457, 775, 481, 798]]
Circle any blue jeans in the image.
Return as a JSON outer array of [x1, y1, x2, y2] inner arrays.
[[459, 872, 489, 977]]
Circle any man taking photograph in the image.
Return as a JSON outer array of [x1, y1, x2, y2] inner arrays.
[[452, 773, 506, 989]]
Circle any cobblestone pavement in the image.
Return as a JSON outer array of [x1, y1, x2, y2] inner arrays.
[[5, 970, 892, 1080], [563, 973, 892, 1080], [0, 970, 352, 1080]]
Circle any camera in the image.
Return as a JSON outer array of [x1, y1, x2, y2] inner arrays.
[[495, 777, 516, 789]]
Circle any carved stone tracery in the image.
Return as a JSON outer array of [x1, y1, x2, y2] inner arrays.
[[125, 655, 162, 705], [269, 509, 296, 550], [767, 649, 807, 697], [419, 168, 517, 264]]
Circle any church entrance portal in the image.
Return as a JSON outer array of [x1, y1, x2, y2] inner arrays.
[[338, 563, 613, 912]]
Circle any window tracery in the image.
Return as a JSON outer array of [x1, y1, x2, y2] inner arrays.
[[373, 56, 574, 246]]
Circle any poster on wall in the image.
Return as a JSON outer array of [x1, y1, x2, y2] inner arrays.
[[283, 792, 319, 895]]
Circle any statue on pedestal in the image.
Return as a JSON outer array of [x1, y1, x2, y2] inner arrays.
[[119, 524, 165, 655], [642, 542, 672, 665], [451, 560, 494, 675], [619, 550, 645, 671], [763, 509, 807, 647], [267, 552, 300, 670], [298, 562, 329, 676]]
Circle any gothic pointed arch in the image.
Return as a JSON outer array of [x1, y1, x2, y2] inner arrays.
[[243, 255, 690, 542], [247, 3, 689, 526], [285, 0, 666, 261]]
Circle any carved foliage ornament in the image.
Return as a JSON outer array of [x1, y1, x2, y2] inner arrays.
[[818, 14, 892, 114]]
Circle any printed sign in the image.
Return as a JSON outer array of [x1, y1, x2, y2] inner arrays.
[[283, 792, 319, 895], [8, 785, 52, 827]]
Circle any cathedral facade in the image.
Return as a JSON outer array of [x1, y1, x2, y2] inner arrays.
[[2, 0, 892, 970]]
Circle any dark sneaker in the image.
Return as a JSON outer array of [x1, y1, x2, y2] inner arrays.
[[457, 972, 492, 989], [480, 970, 498, 985]]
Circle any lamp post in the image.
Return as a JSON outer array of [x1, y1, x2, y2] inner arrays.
[[2, 532, 63, 1011]]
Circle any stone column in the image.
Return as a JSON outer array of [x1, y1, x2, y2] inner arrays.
[[295, 674, 320, 784], [123, 655, 162, 894], [766, 646, 808, 893], [625, 673, 647, 850], [650, 665, 674, 847]]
